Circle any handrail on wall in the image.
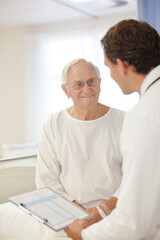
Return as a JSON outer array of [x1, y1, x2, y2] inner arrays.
[[0, 143, 38, 159], [0, 154, 37, 162]]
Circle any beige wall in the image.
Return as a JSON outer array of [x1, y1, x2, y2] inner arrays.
[[0, 29, 27, 145]]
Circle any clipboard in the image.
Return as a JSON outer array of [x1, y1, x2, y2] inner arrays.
[[9, 188, 92, 232]]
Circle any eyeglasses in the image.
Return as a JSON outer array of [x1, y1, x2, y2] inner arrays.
[[66, 78, 100, 90]]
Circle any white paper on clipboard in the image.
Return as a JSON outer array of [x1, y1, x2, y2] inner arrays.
[[9, 188, 92, 231]]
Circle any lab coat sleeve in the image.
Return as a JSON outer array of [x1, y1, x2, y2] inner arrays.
[[82, 112, 160, 240], [35, 118, 74, 202], [112, 186, 120, 198]]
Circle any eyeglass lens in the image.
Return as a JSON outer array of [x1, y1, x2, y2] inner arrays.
[[71, 78, 99, 90]]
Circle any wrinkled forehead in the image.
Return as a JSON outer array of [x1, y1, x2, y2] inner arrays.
[[67, 62, 98, 82]]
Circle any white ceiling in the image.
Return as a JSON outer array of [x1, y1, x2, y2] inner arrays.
[[0, 0, 137, 29]]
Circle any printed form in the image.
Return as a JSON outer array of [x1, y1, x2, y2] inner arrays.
[[9, 188, 91, 231]]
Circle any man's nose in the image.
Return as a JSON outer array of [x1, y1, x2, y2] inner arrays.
[[82, 82, 91, 90]]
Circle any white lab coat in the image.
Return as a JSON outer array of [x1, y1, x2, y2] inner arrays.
[[82, 65, 160, 240]]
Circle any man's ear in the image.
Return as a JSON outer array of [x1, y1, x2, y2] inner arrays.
[[61, 84, 70, 98], [116, 58, 128, 75]]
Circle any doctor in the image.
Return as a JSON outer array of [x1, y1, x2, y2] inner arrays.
[[65, 19, 160, 240]]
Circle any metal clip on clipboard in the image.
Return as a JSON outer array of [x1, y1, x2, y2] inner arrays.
[[19, 202, 48, 224]]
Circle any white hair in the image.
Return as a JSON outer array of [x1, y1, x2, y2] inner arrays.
[[61, 58, 100, 84]]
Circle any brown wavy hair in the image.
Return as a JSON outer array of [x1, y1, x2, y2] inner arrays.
[[101, 19, 160, 74]]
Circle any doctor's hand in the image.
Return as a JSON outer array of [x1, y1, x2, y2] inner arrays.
[[64, 219, 84, 240]]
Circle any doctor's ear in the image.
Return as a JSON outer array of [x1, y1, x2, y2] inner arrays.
[[116, 58, 128, 75], [61, 84, 70, 99]]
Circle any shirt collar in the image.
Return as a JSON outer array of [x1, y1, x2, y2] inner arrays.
[[140, 65, 160, 96]]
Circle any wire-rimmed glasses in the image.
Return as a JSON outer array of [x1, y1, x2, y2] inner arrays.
[[66, 77, 100, 90]]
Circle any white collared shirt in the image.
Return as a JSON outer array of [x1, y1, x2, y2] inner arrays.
[[82, 65, 160, 239]]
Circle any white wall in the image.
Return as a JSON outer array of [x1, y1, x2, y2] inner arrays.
[[0, 11, 137, 149]]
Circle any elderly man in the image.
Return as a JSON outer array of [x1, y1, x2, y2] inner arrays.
[[65, 20, 160, 240], [35, 58, 125, 238]]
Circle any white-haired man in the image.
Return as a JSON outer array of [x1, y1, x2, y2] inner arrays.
[[36, 58, 125, 238]]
